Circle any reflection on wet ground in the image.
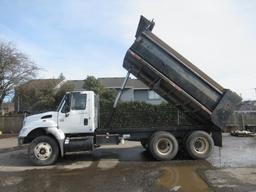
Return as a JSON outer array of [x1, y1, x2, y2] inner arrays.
[[0, 161, 210, 192]]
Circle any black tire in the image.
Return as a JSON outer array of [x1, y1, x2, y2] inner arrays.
[[28, 136, 59, 166], [149, 131, 179, 161], [140, 140, 149, 150], [185, 131, 214, 159]]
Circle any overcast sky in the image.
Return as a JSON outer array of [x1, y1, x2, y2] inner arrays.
[[0, 0, 255, 100]]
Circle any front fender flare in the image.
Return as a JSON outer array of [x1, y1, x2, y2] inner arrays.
[[46, 127, 65, 157]]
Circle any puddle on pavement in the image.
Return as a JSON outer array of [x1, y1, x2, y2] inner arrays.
[[156, 165, 209, 192], [0, 160, 211, 192]]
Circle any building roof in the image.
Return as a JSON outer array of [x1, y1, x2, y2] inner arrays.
[[17, 77, 148, 93], [67, 78, 149, 90], [18, 79, 62, 90], [68, 80, 85, 91], [239, 100, 256, 110]]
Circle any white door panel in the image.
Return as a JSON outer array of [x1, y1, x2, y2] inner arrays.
[[58, 111, 90, 133], [58, 92, 92, 133]]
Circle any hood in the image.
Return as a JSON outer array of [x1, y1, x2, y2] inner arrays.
[[24, 111, 58, 125], [19, 111, 59, 138]]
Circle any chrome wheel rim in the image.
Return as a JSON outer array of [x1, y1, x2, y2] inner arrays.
[[34, 142, 52, 160], [156, 138, 173, 155], [193, 137, 209, 154]]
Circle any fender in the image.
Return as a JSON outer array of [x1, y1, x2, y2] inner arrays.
[[45, 127, 65, 157], [20, 126, 66, 157]]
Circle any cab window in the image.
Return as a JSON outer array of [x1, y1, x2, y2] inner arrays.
[[71, 92, 87, 110]]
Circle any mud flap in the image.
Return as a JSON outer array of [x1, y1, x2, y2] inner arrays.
[[212, 131, 222, 147]]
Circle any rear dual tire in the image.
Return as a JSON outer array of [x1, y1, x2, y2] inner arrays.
[[185, 131, 214, 159], [149, 131, 178, 161]]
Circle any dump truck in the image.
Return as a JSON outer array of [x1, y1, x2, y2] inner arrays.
[[18, 16, 241, 165]]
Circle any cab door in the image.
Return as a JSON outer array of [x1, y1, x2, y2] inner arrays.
[[58, 92, 91, 133]]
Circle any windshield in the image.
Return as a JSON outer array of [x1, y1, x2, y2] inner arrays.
[[57, 95, 66, 112]]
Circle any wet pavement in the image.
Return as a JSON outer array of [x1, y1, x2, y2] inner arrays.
[[0, 135, 256, 192], [0, 161, 211, 192], [209, 135, 256, 168], [205, 135, 256, 192]]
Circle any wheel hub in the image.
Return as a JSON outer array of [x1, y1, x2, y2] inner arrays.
[[193, 137, 209, 154], [34, 142, 52, 161], [156, 138, 173, 155], [40, 148, 46, 154]]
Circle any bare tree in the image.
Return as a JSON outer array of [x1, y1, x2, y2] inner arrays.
[[0, 41, 39, 109]]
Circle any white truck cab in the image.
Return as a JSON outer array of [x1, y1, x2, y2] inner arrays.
[[57, 91, 98, 133], [18, 91, 100, 165], [19, 91, 98, 136]]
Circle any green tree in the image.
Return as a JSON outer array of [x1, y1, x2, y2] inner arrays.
[[15, 80, 74, 113], [83, 76, 116, 103], [54, 82, 74, 107]]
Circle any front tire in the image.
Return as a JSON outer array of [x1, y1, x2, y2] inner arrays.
[[149, 131, 178, 161], [28, 136, 59, 166], [185, 131, 214, 159]]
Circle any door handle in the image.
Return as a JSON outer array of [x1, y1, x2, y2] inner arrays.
[[84, 118, 88, 125]]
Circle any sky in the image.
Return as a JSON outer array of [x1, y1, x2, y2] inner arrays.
[[0, 0, 256, 100]]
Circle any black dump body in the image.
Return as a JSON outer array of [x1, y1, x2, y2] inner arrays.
[[123, 16, 242, 131]]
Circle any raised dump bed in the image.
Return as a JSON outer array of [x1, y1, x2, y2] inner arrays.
[[123, 16, 241, 130]]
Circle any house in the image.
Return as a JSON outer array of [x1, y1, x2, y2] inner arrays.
[[15, 77, 165, 113], [69, 77, 165, 105], [239, 100, 256, 110]]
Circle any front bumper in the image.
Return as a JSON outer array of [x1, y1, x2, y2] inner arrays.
[[18, 137, 25, 146]]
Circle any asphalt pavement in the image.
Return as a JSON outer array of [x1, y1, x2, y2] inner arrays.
[[0, 134, 255, 192]]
